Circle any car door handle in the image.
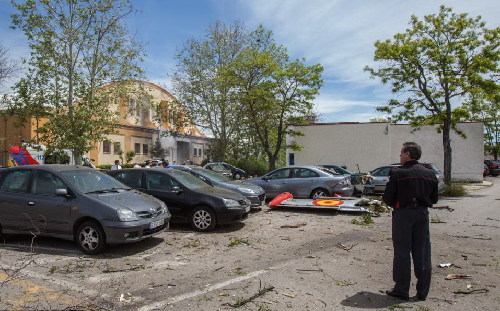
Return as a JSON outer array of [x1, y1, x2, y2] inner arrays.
[[28, 201, 35, 206]]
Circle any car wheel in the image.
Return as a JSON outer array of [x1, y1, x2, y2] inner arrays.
[[76, 221, 107, 255], [310, 188, 330, 199], [190, 206, 217, 232], [234, 173, 242, 180]]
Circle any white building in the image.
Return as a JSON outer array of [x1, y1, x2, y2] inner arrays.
[[286, 122, 484, 182]]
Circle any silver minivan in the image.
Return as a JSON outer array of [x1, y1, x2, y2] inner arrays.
[[0, 165, 170, 254]]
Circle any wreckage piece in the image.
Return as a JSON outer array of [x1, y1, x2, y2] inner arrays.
[[268, 192, 370, 213], [445, 274, 472, 280]]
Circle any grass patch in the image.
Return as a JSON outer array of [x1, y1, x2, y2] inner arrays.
[[442, 183, 467, 197]]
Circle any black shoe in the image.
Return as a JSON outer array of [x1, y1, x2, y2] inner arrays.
[[417, 295, 427, 301], [386, 289, 409, 301]]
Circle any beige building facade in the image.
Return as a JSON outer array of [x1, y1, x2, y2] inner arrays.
[[286, 122, 484, 182], [1, 81, 210, 166]]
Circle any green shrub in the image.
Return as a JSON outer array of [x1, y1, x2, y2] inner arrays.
[[232, 157, 268, 177], [442, 183, 467, 197]]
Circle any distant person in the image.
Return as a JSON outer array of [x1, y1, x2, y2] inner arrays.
[[110, 160, 122, 170], [133, 163, 141, 168], [162, 160, 170, 168], [144, 160, 151, 168], [383, 142, 438, 301], [151, 162, 158, 167]]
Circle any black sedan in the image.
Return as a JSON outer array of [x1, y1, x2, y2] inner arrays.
[[107, 168, 250, 232], [0, 165, 170, 254], [203, 162, 246, 180]]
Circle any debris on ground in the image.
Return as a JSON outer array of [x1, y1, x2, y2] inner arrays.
[[438, 263, 453, 268], [281, 222, 307, 228], [119, 293, 132, 303], [445, 274, 472, 280], [282, 293, 296, 298], [355, 198, 391, 213]]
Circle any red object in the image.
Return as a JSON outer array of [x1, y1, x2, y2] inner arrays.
[[312, 199, 344, 206], [269, 192, 293, 208], [10, 145, 20, 154], [333, 193, 341, 197]]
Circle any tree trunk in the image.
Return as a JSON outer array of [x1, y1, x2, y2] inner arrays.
[[443, 120, 452, 184]]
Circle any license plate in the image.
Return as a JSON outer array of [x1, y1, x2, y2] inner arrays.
[[149, 219, 165, 229]]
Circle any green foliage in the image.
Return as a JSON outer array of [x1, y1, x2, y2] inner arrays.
[[124, 151, 136, 164], [351, 213, 374, 226], [232, 157, 268, 177], [228, 237, 250, 247], [365, 6, 499, 183], [442, 183, 467, 197], [7, 0, 145, 164], [173, 21, 323, 169]]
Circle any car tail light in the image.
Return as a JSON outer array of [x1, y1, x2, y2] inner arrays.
[[491, 164, 499, 169]]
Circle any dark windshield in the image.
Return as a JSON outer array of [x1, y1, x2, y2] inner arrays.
[[61, 170, 129, 193], [168, 169, 213, 189], [192, 168, 231, 182]]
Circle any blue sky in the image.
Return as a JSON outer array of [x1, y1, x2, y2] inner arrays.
[[1, 0, 498, 122]]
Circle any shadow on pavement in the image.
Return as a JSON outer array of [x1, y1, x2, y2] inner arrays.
[[341, 291, 411, 309]]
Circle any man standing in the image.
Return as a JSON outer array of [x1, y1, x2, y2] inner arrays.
[[110, 160, 122, 170], [383, 142, 438, 301]]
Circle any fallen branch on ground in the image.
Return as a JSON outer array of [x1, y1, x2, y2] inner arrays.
[[335, 242, 357, 251], [281, 222, 307, 228], [445, 274, 472, 280], [102, 265, 144, 273], [223, 285, 275, 308], [453, 288, 489, 295], [431, 205, 454, 212], [451, 235, 492, 240]]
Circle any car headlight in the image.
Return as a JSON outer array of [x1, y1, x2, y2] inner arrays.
[[223, 198, 240, 207], [117, 208, 138, 221], [237, 187, 257, 194]]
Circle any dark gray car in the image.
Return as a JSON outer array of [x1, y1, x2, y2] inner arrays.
[[246, 165, 354, 199], [170, 165, 266, 208], [0, 165, 170, 254]]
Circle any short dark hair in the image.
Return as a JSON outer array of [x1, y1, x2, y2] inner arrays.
[[402, 142, 422, 160]]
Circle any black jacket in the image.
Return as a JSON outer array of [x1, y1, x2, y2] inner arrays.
[[383, 160, 438, 208]]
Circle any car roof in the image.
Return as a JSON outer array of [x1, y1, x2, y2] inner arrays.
[[2, 164, 94, 172]]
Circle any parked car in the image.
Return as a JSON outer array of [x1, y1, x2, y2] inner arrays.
[[483, 163, 490, 177], [246, 165, 354, 199], [107, 168, 250, 232], [203, 162, 246, 180], [364, 163, 445, 194], [0, 165, 170, 254], [170, 165, 266, 208], [484, 160, 500, 176]]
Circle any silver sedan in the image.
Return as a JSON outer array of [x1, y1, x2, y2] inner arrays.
[[246, 165, 354, 199]]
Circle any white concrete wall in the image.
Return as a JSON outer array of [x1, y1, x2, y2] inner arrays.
[[287, 122, 484, 182]]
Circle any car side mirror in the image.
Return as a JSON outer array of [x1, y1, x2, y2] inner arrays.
[[171, 186, 182, 193], [55, 188, 68, 196], [262, 176, 270, 181]]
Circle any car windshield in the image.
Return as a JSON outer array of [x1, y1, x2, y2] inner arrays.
[[193, 168, 231, 182], [168, 169, 213, 189], [61, 170, 129, 193]]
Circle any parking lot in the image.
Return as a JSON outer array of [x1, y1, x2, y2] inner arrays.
[[1, 178, 499, 311]]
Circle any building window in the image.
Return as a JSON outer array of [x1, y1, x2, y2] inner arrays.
[[134, 143, 141, 154], [129, 98, 136, 112], [113, 142, 121, 155], [193, 148, 197, 157], [103, 141, 111, 154], [143, 144, 149, 155], [199, 148, 202, 157]]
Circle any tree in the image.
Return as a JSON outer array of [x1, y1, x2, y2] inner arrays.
[[229, 26, 323, 170], [466, 91, 499, 159], [150, 137, 166, 159], [0, 43, 19, 86], [173, 20, 248, 161], [8, 0, 145, 164], [365, 6, 499, 183]]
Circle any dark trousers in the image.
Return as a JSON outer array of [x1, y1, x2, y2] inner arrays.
[[392, 208, 432, 298]]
